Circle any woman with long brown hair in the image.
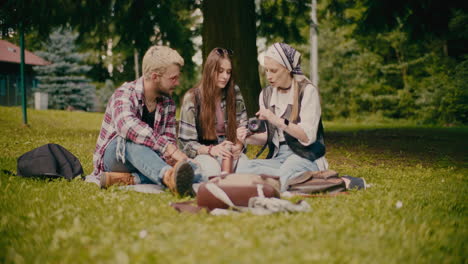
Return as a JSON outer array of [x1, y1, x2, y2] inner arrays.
[[178, 48, 247, 179]]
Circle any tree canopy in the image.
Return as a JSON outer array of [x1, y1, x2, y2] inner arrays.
[[0, 0, 466, 124]]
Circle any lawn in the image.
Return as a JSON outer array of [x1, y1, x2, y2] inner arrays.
[[0, 106, 466, 263]]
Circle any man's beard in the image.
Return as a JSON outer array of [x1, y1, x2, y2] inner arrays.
[[156, 81, 172, 97]]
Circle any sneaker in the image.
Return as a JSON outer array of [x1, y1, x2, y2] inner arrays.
[[163, 160, 194, 196], [100, 172, 135, 189]]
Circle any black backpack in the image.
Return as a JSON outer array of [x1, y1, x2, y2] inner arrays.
[[17, 143, 83, 180]]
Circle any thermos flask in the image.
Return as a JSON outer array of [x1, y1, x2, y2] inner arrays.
[[221, 145, 233, 174]]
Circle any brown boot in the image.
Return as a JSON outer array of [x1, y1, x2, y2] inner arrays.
[[163, 160, 194, 196], [100, 172, 135, 189]]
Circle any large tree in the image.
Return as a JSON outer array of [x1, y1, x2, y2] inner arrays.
[[201, 0, 261, 116]]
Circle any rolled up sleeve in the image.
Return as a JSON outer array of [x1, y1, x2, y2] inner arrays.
[[235, 86, 248, 127], [297, 84, 321, 146], [177, 93, 203, 158]]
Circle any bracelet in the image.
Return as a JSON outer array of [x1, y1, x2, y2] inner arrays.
[[166, 147, 177, 157], [207, 145, 214, 157]]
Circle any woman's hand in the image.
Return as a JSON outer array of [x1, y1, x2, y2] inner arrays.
[[255, 108, 275, 121], [256, 108, 283, 128], [210, 141, 233, 158], [231, 142, 244, 159], [236, 126, 249, 143]]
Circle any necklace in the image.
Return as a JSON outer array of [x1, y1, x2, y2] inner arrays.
[[278, 85, 291, 93], [145, 99, 156, 112]]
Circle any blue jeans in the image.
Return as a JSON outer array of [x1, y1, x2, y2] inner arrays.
[[103, 137, 202, 186], [235, 144, 319, 191]]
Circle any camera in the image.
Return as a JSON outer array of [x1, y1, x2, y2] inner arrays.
[[247, 117, 266, 133]]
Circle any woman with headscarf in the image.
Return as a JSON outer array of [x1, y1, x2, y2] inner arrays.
[[236, 43, 328, 192]]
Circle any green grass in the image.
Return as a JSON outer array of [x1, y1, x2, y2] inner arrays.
[[0, 106, 466, 263]]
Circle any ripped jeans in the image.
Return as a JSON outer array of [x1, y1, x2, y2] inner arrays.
[[235, 144, 319, 192], [103, 137, 202, 186]]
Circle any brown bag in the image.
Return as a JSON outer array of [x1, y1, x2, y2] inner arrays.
[[196, 173, 280, 211], [286, 170, 346, 194]]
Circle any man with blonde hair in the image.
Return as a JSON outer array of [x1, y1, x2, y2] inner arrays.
[[91, 46, 198, 196]]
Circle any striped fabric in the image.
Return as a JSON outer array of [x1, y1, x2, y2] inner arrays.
[[92, 77, 177, 176], [178, 85, 248, 158]]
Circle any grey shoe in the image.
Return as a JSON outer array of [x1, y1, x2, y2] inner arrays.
[[342, 175, 366, 190]]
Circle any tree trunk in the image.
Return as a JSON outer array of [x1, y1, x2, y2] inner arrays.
[[202, 0, 261, 116], [19, 22, 28, 125], [310, 0, 318, 87], [134, 48, 140, 79]]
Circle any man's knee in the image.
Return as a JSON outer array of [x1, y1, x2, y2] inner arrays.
[[125, 141, 149, 152]]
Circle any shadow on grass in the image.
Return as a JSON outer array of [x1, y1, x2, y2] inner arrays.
[[325, 127, 467, 169]]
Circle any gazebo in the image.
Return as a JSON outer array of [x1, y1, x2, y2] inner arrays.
[[0, 40, 49, 106]]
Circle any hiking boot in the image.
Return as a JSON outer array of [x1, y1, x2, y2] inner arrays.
[[100, 172, 135, 189], [163, 160, 194, 196]]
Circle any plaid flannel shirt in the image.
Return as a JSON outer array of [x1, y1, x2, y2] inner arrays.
[[178, 85, 248, 158], [92, 77, 176, 176]]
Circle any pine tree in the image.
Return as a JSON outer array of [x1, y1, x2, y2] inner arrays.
[[33, 29, 95, 111], [95, 79, 116, 112]]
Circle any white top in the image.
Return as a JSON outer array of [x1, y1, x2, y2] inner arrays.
[[274, 91, 292, 142], [259, 82, 329, 170]]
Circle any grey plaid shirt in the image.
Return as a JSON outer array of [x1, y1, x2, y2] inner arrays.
[[178, 85, 248, 158]]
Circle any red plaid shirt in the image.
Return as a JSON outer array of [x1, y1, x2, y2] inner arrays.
[[92, 77, 176, 176]]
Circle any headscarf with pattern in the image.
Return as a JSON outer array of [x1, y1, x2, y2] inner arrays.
[[264, 42, 309, 82]]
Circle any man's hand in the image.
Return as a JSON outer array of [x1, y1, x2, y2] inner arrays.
[[163, 144, 187, 165], [171, 149, 188, 162], [164, 155, 177, 166]]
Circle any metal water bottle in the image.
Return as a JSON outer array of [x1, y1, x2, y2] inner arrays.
[[221, 145, 233, 174]]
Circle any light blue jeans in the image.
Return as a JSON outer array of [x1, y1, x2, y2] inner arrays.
[[103, 137, 202, 187], [235, 144, 319, 191], [194, 153, 248, 181]]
